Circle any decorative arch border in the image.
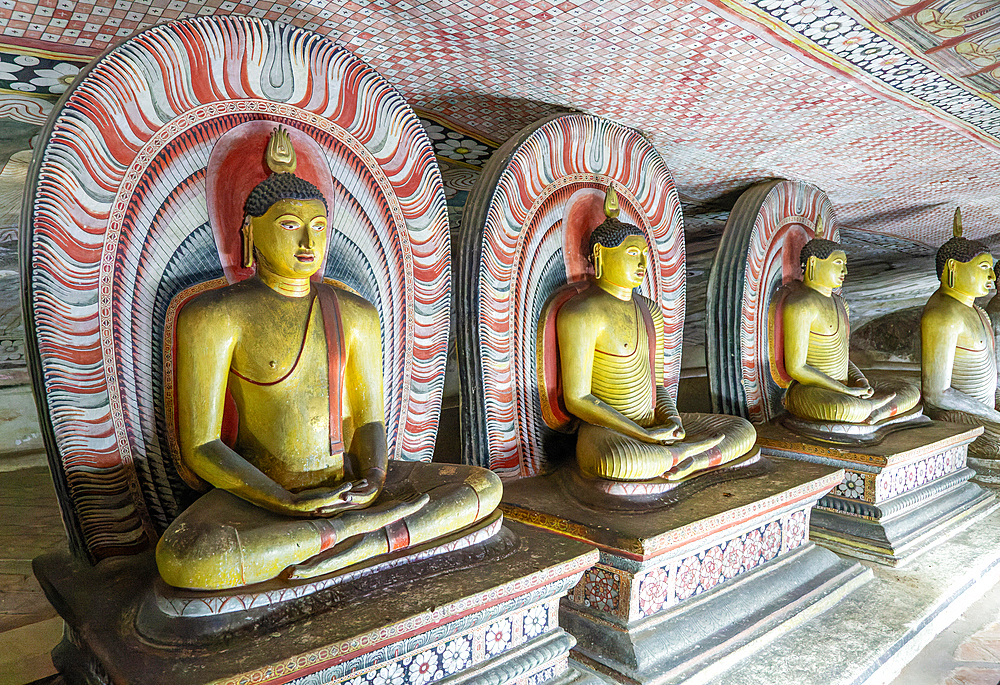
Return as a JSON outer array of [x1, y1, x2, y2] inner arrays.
[[457, 113, 685, 479], [707, 180, 838, 424], [21, 17, 450, 561]]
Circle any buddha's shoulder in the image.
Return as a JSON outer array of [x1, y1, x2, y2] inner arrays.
[[922, 291, 973, 326], [558, 285, 614, 317], [782, 282, 821, 307], [321, 284, 380, 328], [178, 279, 257, 319]]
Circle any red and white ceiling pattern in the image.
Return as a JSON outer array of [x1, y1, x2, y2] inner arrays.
[[0, 0, 999, 247]]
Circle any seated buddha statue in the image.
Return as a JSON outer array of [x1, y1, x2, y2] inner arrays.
[[921, 209, 1000, 461], [553, 195, 756, 482], [156, 128, 501, 591], [781, 220, 920, 426]]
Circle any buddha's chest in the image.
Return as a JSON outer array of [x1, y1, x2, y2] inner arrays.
[[956, 311, 990, 352], [808, 298, 846, 339], [231, 302, 329, 386], [594, 302, 642, 356]]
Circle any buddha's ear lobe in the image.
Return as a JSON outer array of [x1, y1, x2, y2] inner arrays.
[[805, 255, 816, 282], [946, 258, 956, 288], [241, 215, 255, 269], [593, 245, 603, 280]]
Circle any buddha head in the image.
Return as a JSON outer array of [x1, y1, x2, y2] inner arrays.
[[800, 240, 847, 290], [588, 185, 649, 291], [589, 217, 649, 290], [798, 215, 847, 290], [937, 209, 994, 298], [241, 127, 330, 279]]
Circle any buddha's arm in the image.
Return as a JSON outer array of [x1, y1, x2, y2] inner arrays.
[[653, 386, 685, 439], [921, 302, 1000, 421], [846, 361, 872, 392], [176, 301, 354, 517], [782, 296, 868, 397], [339, 294, 388, 508], [557, 301, 676, 444]]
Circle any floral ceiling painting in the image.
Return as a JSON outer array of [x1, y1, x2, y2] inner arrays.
[[834, 0, 1000, 104]]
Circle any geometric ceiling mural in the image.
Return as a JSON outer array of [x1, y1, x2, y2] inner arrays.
[[1, 0, 1000, 250], [710, 0, 1000, 147]]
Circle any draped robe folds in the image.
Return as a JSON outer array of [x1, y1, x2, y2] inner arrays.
[[783, 293, 920, 424], [927, 305, 1000, 460], [574, 295, 756, 481]]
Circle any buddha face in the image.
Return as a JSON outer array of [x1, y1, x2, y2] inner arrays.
[[595, 235, 649, 290], [251, 198, 328, 279], [947, 253, 996, 297], [806, 250, 847, 290]]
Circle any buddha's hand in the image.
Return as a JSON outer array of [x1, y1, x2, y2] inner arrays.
[[325, 467, 386, 512], [843, 382, 874, 399], [646, 417, 685, 444], [290, 468, 386, 516]]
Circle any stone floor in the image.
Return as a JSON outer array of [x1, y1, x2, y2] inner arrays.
[[0, 465, 65, 685], [889, 555, 1000, 685]]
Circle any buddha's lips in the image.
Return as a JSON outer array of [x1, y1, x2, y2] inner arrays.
[[296, 253, 315, 262]]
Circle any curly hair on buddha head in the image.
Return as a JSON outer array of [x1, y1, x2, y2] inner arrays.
[[935, 207, 990, 279]]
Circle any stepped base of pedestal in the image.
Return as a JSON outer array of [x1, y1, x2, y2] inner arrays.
[[500, 458, 868, 685], [756, 419, 998, 566], [35, 521, 600, 685]]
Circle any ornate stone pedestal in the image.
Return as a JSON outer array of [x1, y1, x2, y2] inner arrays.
[[34, 521, 602, 685], [755, 420, 999, 566], [500, 459, 870, 685]]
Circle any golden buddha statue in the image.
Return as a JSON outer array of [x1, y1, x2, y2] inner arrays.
[[780, 219, 920, 427], [552, 190, 756, 482], [921, 209, 1000, 460], [156, 128, 501, 591]]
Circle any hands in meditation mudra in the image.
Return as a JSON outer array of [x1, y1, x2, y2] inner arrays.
[[547, 190, 756, 483], [156, 129, 501, 591]]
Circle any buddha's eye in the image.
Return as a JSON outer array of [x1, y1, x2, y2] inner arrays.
[[312, 220, 327, 231]]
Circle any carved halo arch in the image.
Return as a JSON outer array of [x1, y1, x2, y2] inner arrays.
[[457, 113, 685, 479], [22, 17, 450, 561], [706, 180, 839, 424]]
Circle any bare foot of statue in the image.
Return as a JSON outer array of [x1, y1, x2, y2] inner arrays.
[[335, 492, 430, 532], [665, 457, 698, 482], [659, 433, 724, 481], [670, 433, 724, 458], [866, 391, 897, 425], [283, 492, 431, 580]]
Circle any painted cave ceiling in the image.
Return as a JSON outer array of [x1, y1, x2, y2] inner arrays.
[[0, 0, 999, 248]]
